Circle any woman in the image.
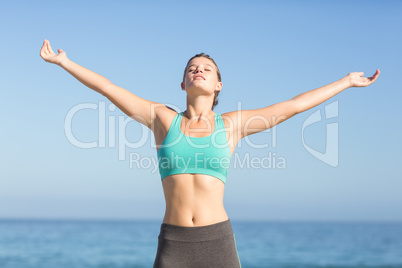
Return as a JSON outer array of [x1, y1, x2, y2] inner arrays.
[[40, 39, 380, 267]]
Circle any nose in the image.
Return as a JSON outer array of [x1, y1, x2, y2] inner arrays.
[[195, 68, 203, 73]]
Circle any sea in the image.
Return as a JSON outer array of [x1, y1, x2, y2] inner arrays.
[[0, 219, 402, 268]]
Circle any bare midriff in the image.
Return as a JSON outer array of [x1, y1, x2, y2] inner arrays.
[[161, 173, 229, 227]]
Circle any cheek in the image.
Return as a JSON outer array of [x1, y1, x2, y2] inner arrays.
[[210, 76, 219, 84]]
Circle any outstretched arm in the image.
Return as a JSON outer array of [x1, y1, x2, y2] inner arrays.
[[39, 39, 166, 129], [223, 70, 381, 142], [291, 70, 381, 114]]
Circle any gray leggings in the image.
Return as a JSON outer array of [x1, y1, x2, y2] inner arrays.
[[153, 218, 242, 268]]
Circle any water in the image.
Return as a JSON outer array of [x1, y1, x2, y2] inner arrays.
[[1, 219, 402, 268]]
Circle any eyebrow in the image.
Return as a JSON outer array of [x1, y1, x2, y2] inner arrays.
[[188, 64, 215, 69]]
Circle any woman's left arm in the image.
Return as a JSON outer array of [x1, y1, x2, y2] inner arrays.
[[292, 69, 381, 114], [223, 70, 381, 141]]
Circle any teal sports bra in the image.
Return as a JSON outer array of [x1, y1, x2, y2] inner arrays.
[[157, 112, 232, 184]]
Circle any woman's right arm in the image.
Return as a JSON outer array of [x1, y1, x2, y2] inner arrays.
[[40, 39, 165, 129]]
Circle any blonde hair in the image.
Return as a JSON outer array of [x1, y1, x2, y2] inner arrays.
[[183, 53, 221, 110]]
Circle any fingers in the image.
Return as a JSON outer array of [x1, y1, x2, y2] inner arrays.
[[47, 40, 55, 54], [44, 39, 56, 55], [368, 69, 380, 84], [373, 73, 379, 81], [45, 40, 51, 54], [371, 69, 380, 79], [40, 40, 48, 58], [43, 40, 49, 54], [40, 39, 53, 60]]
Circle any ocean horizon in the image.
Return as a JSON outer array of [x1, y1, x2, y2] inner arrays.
[[1, 218, 402, 268]]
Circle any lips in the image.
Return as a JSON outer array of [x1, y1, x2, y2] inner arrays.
[[194, 74, 205, 80]]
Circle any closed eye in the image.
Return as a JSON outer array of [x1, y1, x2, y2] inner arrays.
[[188, 68, 210, 72]]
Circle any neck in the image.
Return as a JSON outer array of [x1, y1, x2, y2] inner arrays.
[[185, 95, 215, 120]]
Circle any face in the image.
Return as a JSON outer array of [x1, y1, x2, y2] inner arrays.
[[181, 57, 222, 95]]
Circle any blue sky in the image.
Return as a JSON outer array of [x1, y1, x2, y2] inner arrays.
[[0, 0, 401, 221]]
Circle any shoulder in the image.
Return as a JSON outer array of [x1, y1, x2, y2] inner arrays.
[[155, 105, 179, 120], [220, 111, 239, 128], [153, 105, 180, 131]]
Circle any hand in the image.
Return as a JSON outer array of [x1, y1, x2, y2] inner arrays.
[[347, 69, 381, 87], [39, 39, 67, 65]]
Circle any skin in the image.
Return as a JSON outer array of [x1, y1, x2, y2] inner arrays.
[[40, 39, 381, 227]]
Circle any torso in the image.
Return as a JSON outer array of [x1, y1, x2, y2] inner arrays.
[[153, 107, 239, 227]]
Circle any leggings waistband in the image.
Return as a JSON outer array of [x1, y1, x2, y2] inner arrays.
[[158, 219, 233, 242]]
